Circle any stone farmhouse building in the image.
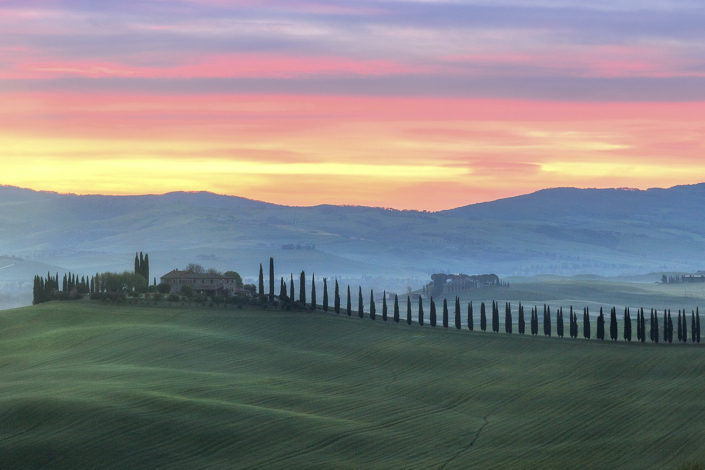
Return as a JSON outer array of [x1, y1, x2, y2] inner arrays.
[[160, 270, 244, 296]]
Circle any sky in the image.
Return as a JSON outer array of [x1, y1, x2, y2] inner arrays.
[[1, 0, 704, 210]]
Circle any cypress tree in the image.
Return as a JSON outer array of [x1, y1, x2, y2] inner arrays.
[[683, 310, 688, 343], [695, 307, 700, 344], [480, 302, 487, 332], [430, 297, 437, 327], [492, 301, 499, 333], [546, 305, 552, 337], [323, 278, 328, 312], [358, 287, 364, 318], [382, 292, 388, 322], [692, 311, 697, 343], [139, 252, 144, 278], [144, 253, 149, 282], [269, 257, 275, 302], [347, 285, 352, 316], [455, 297, 461, 330], [678, 310, 683, 342], [394, 294, 400, 323], [369, 290, 375, 320], [655, 310, 660, 344], [291, 274, 295, 302], [624, 308, 632, 342], [505, 302, 512, 334], [442, 298, 449, 328], [311, 274, 316, 309], [650, 310, 655, 342], [610, 307, 618, 341], [407, 296, 412, 325], [518, 303, 525, 335], [530, 307, 536, 336], [63, 274, 67, 292], [640, 308, 645, 343], [637, 308, 642, 341], [335, 280, 340, 314], [468, 301, 474, 331], [597, 308, 605, 341], [258, 264, 265, 300], [418, 296, 424, 326], [668, 310, 673, 344], [300, 271, 306, 305], [557, 307, 564, 338], [135, 253, 140, 276], [280, 277, 287, 301]]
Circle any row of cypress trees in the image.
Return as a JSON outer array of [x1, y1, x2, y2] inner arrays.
[[33, 271, 93, 304], [133, 252, 149, 281], [259, 259, 701, 344]]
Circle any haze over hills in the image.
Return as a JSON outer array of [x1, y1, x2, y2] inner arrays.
[[1, 184, 704, 297]]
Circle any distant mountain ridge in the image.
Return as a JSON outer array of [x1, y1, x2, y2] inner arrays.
[[1, 183, 704, 280]]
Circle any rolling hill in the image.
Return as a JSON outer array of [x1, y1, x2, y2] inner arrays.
[[1, 184, 705, 287], [0, 301, 702, 469]]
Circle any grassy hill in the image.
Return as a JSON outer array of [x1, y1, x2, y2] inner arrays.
[[0, 301, 703, 469]]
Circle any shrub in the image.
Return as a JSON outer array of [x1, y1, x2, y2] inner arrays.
[[167, 294, 180, 302], [153, 293, 164, 302], [180, 285, 193, 296], [157, 282, 172, 294]]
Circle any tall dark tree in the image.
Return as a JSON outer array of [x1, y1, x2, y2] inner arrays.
[[300, 271, 306, 305], [406, 296, 412, 325], [430, 297, 437, 327], [468, 301, 474, 331], [546, 305, 552, 337], [640, 308, 646, 343], [667, 310, 673, 344], [696, 308, 700, 343], [280, 277, 287, 301], [291, 274, 295, 303], [418, 296, 424, 326], [311, 274, 317, 309], [678, 310, 683, 342], [683, 310, 688, 343], [654, 310, 659, 344], [597, 308, 605, 341], [455, 297, 461, 330], [610, 307, 618, 341], [624, 308, 632, 342], [269, 257, 275, 302], [135, 253, 140, 276], [505, 302, 512, 334], [518, 303, 525, 335], [637, 308, 642, 341], [358, 287, 364, 318], [692, 311, 697, 344], [557, 307, 564, 338], [394, 294, 400, 323], [442, 299, 449, 328], [650, 310, 655, 342], [139, 252, 144, 278], [334, 280, 340, 314], [480, 302, 487, 332], [258, 264, 265, 300], [144, 253, 149, 282], [530, 307, 536, 336], [491, 301, 499, 333], [369, 290, 376, 320], [347, 285, 352, 316], [323, 278, 329, 312], [382, 292, 388, 322]]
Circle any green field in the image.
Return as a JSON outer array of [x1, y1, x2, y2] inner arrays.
[[1, 301, 703, 469]]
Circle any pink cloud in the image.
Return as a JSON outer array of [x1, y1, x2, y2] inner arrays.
[[4, 53, 434, 80]]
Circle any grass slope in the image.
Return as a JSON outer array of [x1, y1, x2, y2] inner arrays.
[[0, 301, 703, 469]]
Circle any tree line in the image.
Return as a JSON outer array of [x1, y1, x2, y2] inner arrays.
[[257, 258, 701, 344]]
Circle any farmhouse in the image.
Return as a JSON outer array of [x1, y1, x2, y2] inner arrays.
[[160, 270, 242, 295]]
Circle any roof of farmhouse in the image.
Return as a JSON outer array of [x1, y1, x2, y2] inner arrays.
[[161, 270, 235, 280]]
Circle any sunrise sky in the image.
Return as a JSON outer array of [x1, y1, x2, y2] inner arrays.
[[1, 0, 704, 210]]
